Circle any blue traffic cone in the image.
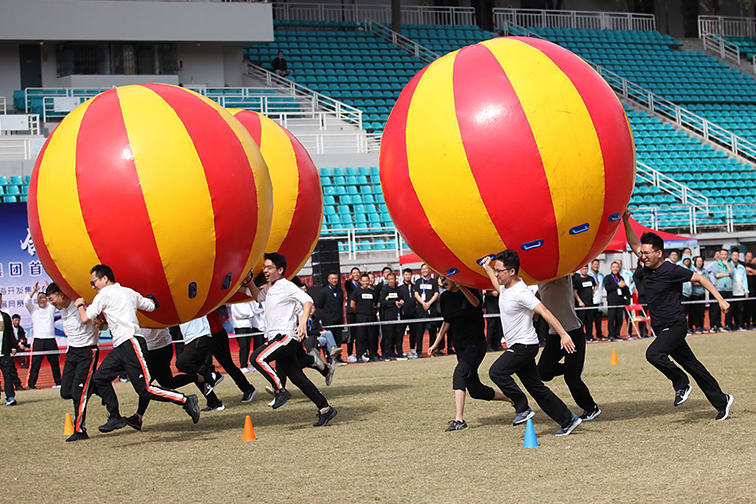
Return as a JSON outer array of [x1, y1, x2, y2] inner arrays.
[[523, 418, 539, 448]]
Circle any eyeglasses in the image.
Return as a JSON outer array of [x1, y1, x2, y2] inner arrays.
[[262, 265, 276, 271], [638, 250, 661, 256], [494, 269, 509, 275]]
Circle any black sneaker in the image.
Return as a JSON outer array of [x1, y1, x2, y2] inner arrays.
[[445, 419, 469, 432], [99, 416, 127, 433], [123, 414, 143, 431], [183, 394, 200, 424], [271, 388, 292, 409], [674, 385, 693, 406], [201, 372, 224, 396], [66, 430, 89, 442], [512, 408, 535, 426], [313, 406, 338, 427], [201, 402, 225, 412], [555, 413, 582, 436], [241, 388, 257, 403], [579, 406, 602, 421], [716, 394, 734, 421]]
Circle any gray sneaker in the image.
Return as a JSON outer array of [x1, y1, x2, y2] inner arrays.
[[555, 413, 582, 436], [513, 408, 535, 426], [325, 359, 336, 386], [308, 348, 326, 371]]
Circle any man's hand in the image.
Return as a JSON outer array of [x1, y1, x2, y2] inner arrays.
[[74, 298, 85, 308], [559, 333, 576, 354], [623, 208, 632, 221], [296, 323, 307, 341], [32, 281, 39, 294], [719, 299, 730, 314], [11, 348, 17, 355], [578, 300, 585, 307], [427, 344, 437, 356], [619, 280, 626, 288], [480, 256, 493, 270]]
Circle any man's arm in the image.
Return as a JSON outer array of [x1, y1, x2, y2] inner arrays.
[[136, 294, 156, 313], [573, 288, 584, 307], [480, 256, 501, 292], [240, 280, 261, 302], [691, 272, 730, 314], [533, 303, 576, 353], [428, 321, 449, 355], [297, 301, 313, 341], [458, 285, 480, 307], [622, 209, 641, 257]]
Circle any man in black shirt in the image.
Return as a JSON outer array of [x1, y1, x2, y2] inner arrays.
[[398, 268, 421, 359], [603, 261, 631, 341], [572, 265, 597, 342], [344, 267, 361, 363], [349, 273, 379, 362], [414, 264, 440, 356], [624, 210, 734, 421], [1, 293, 22, 406], [484, 290, 503, 351], [379, 273, 404, 360], [271, 50, 291, 77], [317, 272, 345, 359], [428, 278, 511, 431]]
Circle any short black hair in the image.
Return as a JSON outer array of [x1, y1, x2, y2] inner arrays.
[[360, 273, 370, 280], [495, 249, 520, 274], [386, 272, 396, 279], [264, 252, 287, 275], [350, 267, 361, 274], [640, 232, 664, 253], [381, 266, 392, 274], [327, 271, 339, 277], [291, 276, 303, 287], [45, 283, 63, 297], [591, 259, 600, 264], [11, 314, 20, 320], [90, 264, 115, 283], [402, 268, 413, 275]]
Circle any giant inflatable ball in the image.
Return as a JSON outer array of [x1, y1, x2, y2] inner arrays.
[[380, 37, 636, 288], [28, 83, 273, 327]]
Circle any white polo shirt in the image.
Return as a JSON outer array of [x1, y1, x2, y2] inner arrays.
[[59, 302, 98, 348], [24, 294, 56, 339], [537, 276, 581, 335], [230, 302, 254, 329], [250, 278, 313, 340], [498, 279, 541, 347], [141, 328, 173, 351], [85, 283, 155, 348], [178, 317, 211, 345]]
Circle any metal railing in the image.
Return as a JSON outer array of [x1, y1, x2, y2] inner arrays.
[[701, 33, 741, 64], [273, 3, 476, 26], [493, 8, 655, 31], [295, 132, 378, 154], [636, 162, 709, 212], [321, 226, 407, 260], [246, 63, 363, 130], [501, 23, 756, 165], [632, 203, 756, 234], [364, 20, 440, 64], [698, 15, 756, 38], [24, 87, 108, 113], [0, 97, 6, 114], [0, 137, 35, 161]]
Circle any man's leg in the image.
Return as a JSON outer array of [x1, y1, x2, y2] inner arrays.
[[0, 355, 15, 401], [210, 329, 255, 394], [125, 338, 187, 407], [646, 320, 694, 392], [489, 346, 530, 413], [709, 299, 721, 330], [175, 338, 215, 385], [732, 295, 745, 329], [59, 350, 77, 401], [27, 339, 45, 388], [516, 349, 574, 428], [536, 335, 565, 382], [250, 335, 297, 391], [277, 351, 329, 410], [236, 328, 252, 369], [368, 324, 380, 358], [668, 332, 729, 410], [93, 348, 126, 419], [70, 347, 98, 433], [354, 319, 367, 359], [346, 313, 356, 357], [561, 330, 598, 413], [43, 339, 62, 385], [594, 307, 605, 339], [721, 291, 733, 329], [380, 324, 393, 357]]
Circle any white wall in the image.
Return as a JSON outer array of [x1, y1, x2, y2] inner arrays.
[[57, 74, 179, 88], [177, 43, 225, 87], [0, 43, 22, 113], [1, 0, 273, 43]]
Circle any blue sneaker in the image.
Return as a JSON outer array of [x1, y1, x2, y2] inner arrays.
[[6, 397, 17, 406], [555, 413, 582, 436], [512, 408, 535, 425]]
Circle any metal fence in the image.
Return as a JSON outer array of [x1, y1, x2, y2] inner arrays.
[[273, 3, 476, 26], [493, 8, 655, 31], [698, 15, 756, 38]]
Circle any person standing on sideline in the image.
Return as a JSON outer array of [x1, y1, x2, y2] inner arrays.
[[75, 264, 200, 432], [243, 253, 337, 427], [414, 264, 440, 356], [231, 301, 256, 372], [399, 268, 421, 359], [484, 290, 503, 351], [480, 252, 582, 436], [572, 265, 597, 342], [10, 315, 28, 370], [709, 249, 733, 333], [46, 283, 101, 441], [688, 256, 707, 333], [729, 249, 749, 331], [379, 272, 404, 360], [344, 267, 361, 363], [603, 261, 631, 341], [349, 273, 379, 362], [428, 277, 512, 431], [25, 282, 61, 389], [539, 276, 601, 421], [588, 259, 606, 340], [623, 211, 734, 421], [1, 292, 22, 406], [316, 271, 345, 363], [744, 251, 756, 329]]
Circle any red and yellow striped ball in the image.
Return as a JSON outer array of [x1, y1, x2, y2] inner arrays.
[[28, 83, 273, 327], [227, 109, 323, 286], [380, 37, 636, 289]]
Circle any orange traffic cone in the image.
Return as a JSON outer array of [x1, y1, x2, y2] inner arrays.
[[610, 348, 619, 365], [242, 415, 256, 441], [64, 413, 75, 436]]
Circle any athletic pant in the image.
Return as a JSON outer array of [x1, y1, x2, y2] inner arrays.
[[28, 338, 61, 387], [576, 305, 595, 340], [688, 294, 705, 331], [709, 290, 730, 329], [94, 337, 187, 419], [417, 312, 438, 352], [169, 326, 184, 356], [453, 340, 495, 401], [354, 314, 379, 358], [593, 306, 605, 338], [607, 308, 625, 339], [235, 327, 254, 369], [60, 346, 99, 433], [176, 336, 215, 384], [279, 341, 328, 388], [486, 316, 503, 350], [405, 319, 423, 354], [0, 355, 16, 399], [647, 318, 728, 410], [730, 295, 745, 329], [537, 329, 597, 413], [488, 343, 573, 428], [250, 334, 328, 409], [380, 319, 401, 356], [137, 344, 196, 416], [210, 329, 254, 394], [744, 296, 756, 327], [346, 312, 356, 356]]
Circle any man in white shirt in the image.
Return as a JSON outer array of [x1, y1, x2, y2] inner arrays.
[[729, 249, 749, 331], [174, 316, 225, 408], [75, 264, 200, 433], [588, 259, 606, 340], [244, 253, 337, 427], [481, 251, 582, 437], [231, 301, 256, 372], [46, 283, 101, 441], [25, 282, 61, 389]]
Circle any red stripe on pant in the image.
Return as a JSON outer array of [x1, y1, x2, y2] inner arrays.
[[255, 336, 295, 390], [130, 339, 186, 404]]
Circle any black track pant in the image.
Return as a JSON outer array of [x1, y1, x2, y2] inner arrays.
[[537, 329, 597, 412], [593, 306, 605, 338], [210, 329, 254, 394], [486, 316, 503, 350], [577, 305, 596, 340], [346, 312, 356, 356], [354, 314, 379, 357], [279, 341, 328, 388], [94, 337, 187, 419], [730, 295, 745, 329], [176, 337, 215, 384], [453, 340, 495, 400], [60, 346, 99, 433], [250, 334, 328, 409], [235, 327, 254, 369], [688, 294, 705, 330], [381, 319, 401, 356], [404, 319, 423, 353], [489, 343, 573, 428], [28, 338, 61, 387], [137, 344, 196, 416], [0, 355, 16, 399], [709, 291, 731, 329], [607, 308, 625, 339], [647, 318, 728, 410]]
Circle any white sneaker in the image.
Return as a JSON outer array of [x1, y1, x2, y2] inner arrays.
[[347, 355, 357, 363], [241, 367, 250, 374], [409, 349, 418, 359], [52, 385, 61, 389], [361, 354, 370, 363]]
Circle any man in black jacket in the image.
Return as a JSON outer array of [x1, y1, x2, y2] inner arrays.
[[379, 272, 404, 359], [11, 315, 28, 369], [1, 293, 22, 405], [603, 261, 631, 341], [399, 268, 421, 359], [317, 272, 345, 354]]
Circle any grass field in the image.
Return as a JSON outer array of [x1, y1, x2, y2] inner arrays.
[[3, 332, 756, 504]]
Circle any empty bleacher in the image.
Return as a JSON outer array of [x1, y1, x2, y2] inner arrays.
[[0, 175, 30, 203]]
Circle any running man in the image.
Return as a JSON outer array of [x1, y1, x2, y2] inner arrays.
[[75, 264, 200, 432], [428, 277, 512, 432], [243, 253, 337, 427], [537, 276, 601, 422], [481, 251, 582, 436], [623, 211, 734, 420]]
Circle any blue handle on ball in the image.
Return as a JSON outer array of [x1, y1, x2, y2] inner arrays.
[[145, 294, 160, 308], [446, 268, 460, 276], [188, 282, 197, 299], [521, 240, 544, 251], [476, 254, 496, 266], [608, 213, 621, 222], [221, 272, 233, 291], [569, 223, 590, 235]]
